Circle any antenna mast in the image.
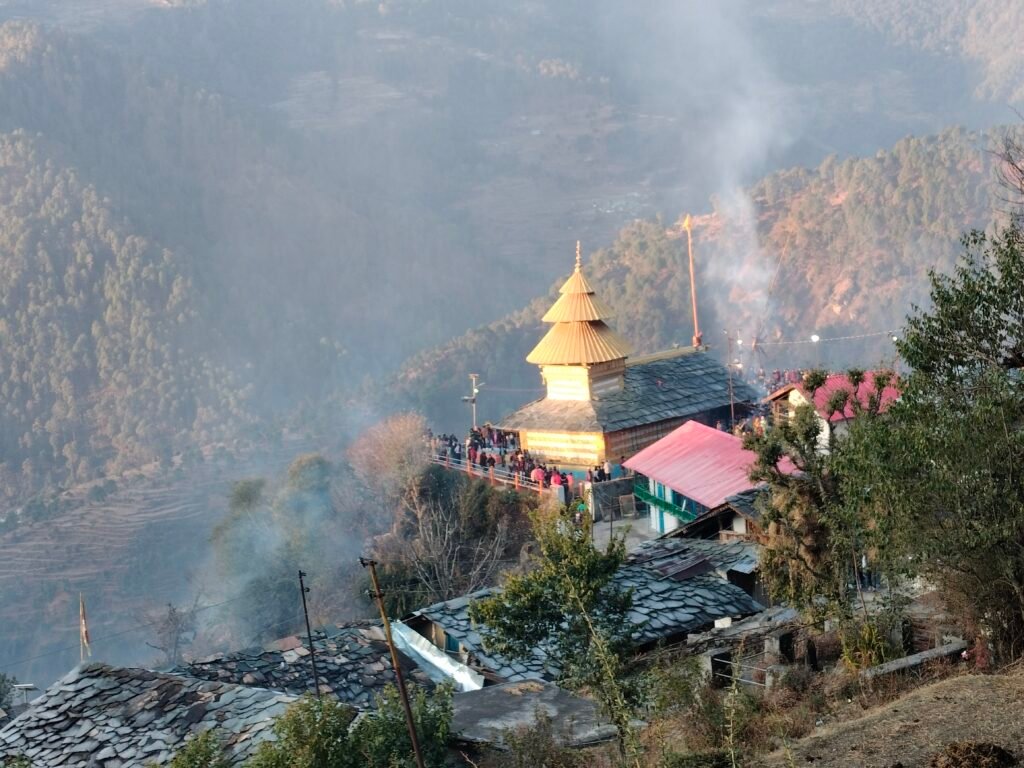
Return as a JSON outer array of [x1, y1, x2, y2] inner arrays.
[[684, 215, 702, 347]]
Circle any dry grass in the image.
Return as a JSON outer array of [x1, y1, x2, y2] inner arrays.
[[754, 669, 1024, 767]]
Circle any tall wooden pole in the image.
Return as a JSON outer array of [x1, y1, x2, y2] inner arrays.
[[726, 330, 736, 428], [684, 215, 702, 347], [360, 557, 426, 768], [298, 571, 323, 700]]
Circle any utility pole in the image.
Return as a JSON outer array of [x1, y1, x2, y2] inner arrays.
[[462, 373, 480, 430], [297, 571, 322, 700], [360, 557, 426, 768], [684, 214, 702, 347], [725, 330, 736, 429]]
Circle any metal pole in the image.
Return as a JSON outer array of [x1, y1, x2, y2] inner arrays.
[[360, 558, 427, 768], [685, 215, 702, 347], [469, 373, 479, 430], [298, 571, 322, 700]]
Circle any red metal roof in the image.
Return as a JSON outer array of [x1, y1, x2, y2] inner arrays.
[[767, 371, 899, 423], [624, 421, 784, 509]]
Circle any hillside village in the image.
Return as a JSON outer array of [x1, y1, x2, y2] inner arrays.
[[3, 3, 1024, 767], [3, 227, 1024, 768]]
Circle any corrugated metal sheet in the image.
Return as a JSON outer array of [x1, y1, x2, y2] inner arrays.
[[526, 321, 632, 365], [624, 421, 776, 509]]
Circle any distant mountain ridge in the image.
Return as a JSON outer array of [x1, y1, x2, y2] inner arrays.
[[389, 125, 1012, 430]]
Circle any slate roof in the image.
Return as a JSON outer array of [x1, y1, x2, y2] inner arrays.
[[721, 488, 766, 523], [620, 538, 762, 645], [407, 589, 556, 684], [452, 680, 617, 748], [0, 663, 295, 767], [177, 623, 432, 709], [409, 539, 762, 681], [629, 537, 760, 576], [501, 348, 759, 434]]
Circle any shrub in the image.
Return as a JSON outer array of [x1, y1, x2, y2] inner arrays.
[[166, 730, 230, 768], [497, 707, 584, 768], [659, 751, 731, 768], [840, 620, 896, 671], [779, 665, 813, 694]]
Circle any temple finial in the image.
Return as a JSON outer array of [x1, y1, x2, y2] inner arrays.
[[575, 240, 582, 271]]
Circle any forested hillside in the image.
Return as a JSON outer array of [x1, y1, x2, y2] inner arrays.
[[391, 126, 1009, 429], [0, 1, 1013, 502], [0, 131, 250, 500], [823, 0, 1024, 103]]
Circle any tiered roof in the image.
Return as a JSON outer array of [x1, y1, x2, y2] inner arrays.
[[526, 243, 632, 366]]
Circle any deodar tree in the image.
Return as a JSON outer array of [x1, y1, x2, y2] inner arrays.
[[846, 224, 1024, 659], [469, 507, 642, 766], [744, 369, 893, 620]]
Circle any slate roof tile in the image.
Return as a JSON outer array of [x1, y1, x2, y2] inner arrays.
[[177, 623, 432, 709], [409, 538, 763, 681], [500, 349, 759, 433], [0, 664, 295, 767]]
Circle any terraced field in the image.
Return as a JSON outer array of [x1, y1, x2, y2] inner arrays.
[[0, 441, 317, 689]]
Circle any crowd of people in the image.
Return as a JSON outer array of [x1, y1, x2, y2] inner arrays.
[[428, 424, 628, 492]]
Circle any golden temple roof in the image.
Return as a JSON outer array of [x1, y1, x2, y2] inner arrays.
[[541, 290, 615, 323], [527, 320, 632, 365], [526, 242, 632, 365]]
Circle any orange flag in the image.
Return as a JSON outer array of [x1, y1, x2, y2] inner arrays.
[[79, 593, 91, 661], [682, 213, 692, 232]]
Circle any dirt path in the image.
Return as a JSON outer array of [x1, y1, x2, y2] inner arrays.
[[756, 671, 1024, 767]]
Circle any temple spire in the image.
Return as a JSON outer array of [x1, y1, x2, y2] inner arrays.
[[526, 243, 632, 366]]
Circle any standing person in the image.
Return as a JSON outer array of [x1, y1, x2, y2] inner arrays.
[[604, 458, 613, 479]]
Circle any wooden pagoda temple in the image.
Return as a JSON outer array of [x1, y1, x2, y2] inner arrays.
[[499, 243, 757, 470]]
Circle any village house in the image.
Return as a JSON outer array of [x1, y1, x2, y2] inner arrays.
[[0, 663, 295, 766], [400, 537, 763, 686], [623, 420, 792, 535], [499, 245, 758, 472], [670, 487, 768, 543], [765, 370, 899, 452]]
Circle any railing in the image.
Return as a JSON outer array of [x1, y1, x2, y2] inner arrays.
[[430, 453, 545, 494], [632, 481, 697, 523]]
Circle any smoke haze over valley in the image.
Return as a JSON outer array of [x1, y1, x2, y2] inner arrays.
[[1, 0, 1023, 689]]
